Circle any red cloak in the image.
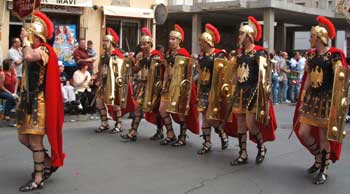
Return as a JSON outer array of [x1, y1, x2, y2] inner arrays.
[[225, 45, 277, 143], [145, 48, 200, 134], [43, 43, 65, 167], [107, 49, 136, 119], [293, 47, 347, 162]]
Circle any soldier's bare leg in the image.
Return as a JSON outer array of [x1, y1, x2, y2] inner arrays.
[[19, 135, 45, 192], [150, 112, 164, 140], [159, 101, 177, 145], [211, 120, 229, 150], [95, 97, 109, 133], [298, 123, 322, 174], [231, 113, 248, 165], [246, 113, 267, 164], [198, 113, 212, 154], [172, 114, 187, 147], [313, 128, 330, 184], [120, 104, 141, 141], [110, 105, 123, 133]]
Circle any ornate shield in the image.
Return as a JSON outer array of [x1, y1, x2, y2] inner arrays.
[[256, 56, 272, 125], [115, 58, 132, 109], [166, 56, 193, 115], [327, 60, 349, 142], [143, 58, 164, 112], [207, 57, 236, 121]]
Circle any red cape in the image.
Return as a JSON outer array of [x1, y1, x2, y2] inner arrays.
[[107, 49, 136, 119], [145, 48, 200, 134], [225, 45, 277, 142], [293, 47, 347, 162], [43, 43, 65, 167]]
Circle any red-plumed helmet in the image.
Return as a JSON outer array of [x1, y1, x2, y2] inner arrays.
[[169, 24, 185, 42], [311, 16, 336, 45], [24, 11, 54, 43], [199, 23, 220, 47]]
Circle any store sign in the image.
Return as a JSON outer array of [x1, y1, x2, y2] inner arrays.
[[8, 0, 92, 7], [41, 0, 92, 7], [12, 0, 41, 20]]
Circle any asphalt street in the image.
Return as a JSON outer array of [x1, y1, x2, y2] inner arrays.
[[0, 104, 349, 194]]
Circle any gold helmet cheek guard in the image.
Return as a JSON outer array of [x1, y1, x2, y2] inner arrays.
[[199, 32, 214, 47], [311, 26, 329, 46], [169, 31, 182, 46]]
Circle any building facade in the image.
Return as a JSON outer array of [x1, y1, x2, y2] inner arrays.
[[155, 0, 349, 55], [0, 0, 157, 71]]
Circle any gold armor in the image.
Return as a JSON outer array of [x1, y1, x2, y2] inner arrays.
[[310, 66, 324, 88], [327, 60, 349, 142], [166, 56, 193, 115], [143, 58, 164, 112], [256, 56, 272, 125], [237, 62, 249, 83], [207, 57, 236, 121]]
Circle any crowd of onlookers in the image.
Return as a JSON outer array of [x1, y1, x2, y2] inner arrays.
[[271, 51, 306, 105], [0, 38, 99, 125]]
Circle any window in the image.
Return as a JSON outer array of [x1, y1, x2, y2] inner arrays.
[[106, 18, 141, 52]]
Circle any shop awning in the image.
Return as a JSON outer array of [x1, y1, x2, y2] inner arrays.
[[7, 0, 93, 7], [103, 5, 154, 19]]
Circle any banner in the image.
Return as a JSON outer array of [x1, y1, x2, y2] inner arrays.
[[53, 24, 77, 67]]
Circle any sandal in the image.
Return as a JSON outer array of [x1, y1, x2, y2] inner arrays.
[[95, 124, 109, 133], [120, 130, 138, 142], [172, 126, 187, 147], [160, 136, 177, 145], [231, 132, 248, 166], [313, 150, 330, 185], [197, 141, 212, 155], [110, 122, 122, 134]]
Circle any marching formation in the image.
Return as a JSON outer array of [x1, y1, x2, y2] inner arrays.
[[15, 10, 349, 192]]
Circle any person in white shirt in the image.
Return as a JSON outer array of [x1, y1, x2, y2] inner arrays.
[[73, 63, 94, 114], [8, 38, 23, 92]]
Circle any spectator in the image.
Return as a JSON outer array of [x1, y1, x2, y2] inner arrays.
[[0, 59, 18, 121], [73, 39, 95, 74], [278, 52, 290, 103], [270, 52, 279, 104], [8, 37, 23, 93], [73, 63, 94, 114], [87, 40, 97, 74], [59, 61, 76, 104], [289, 51, 304, 102]]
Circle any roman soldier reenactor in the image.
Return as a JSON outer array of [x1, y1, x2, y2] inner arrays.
[[196, 23, 229, 154], [17, 11, 65, 191], [157, 24, 200, 146], [226, 16, 277, 166], [121, 27, 164, 141], [94, 27, 135, 134], [293, 16, 349, 184]]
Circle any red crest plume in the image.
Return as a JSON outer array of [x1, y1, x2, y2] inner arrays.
[[34, 10, 54, 40], [205, 23, 220, 44], [248, 16, 262, 42], [316, 16, 336, 40], [141, 27, 152, 36], [107, 27, 119, 43], [174, 24, 185, 41]]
